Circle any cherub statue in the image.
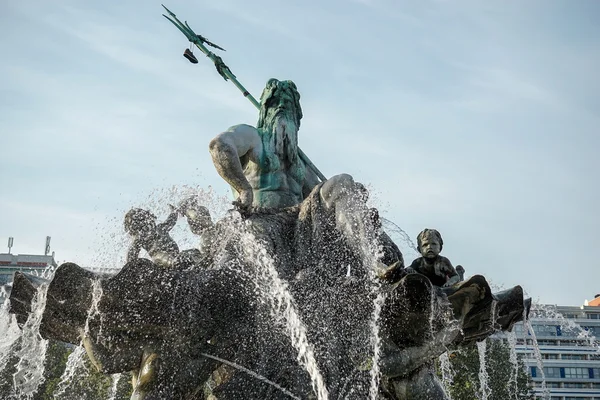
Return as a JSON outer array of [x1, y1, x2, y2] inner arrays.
[[124, 206, 180, 268], [407, 228, 460, 288], [178, 196, 215, 253]]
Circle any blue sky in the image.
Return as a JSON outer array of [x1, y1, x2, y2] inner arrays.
[[1, 0, 598, 306]]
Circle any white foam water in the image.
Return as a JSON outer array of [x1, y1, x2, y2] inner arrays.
[[368, 289, 385, 400], [523, 317, 549, 399], [12, 283, 50, 399], [438, 352, 455, 400], [107, 373, 122, 400], [239, 227, 329, 400], [55, 279, 104, 398], [476, 340, 490, 400], [0, 296, 21, 375]]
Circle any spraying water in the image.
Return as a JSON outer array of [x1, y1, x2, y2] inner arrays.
[[239, 228, 330, 400], [368, 290, 385, 400], [380, 218, 418, 254], [476, 340, 490, 400], [438, 352, 455, 400], [0, 296, 21, 375], [54, 279, 104, 398], [107, 374, 122, 400], [523, 317, 549, 399], [505, 331, 520, 400], [12, 283, 50, 399], [532, 304, 599, 348]]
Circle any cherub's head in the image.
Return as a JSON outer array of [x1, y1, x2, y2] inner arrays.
[[124, 208, 157, 236], [417, 229, 443, 259]]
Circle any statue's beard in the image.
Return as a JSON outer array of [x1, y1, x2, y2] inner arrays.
[[266, 112, 299, 165]]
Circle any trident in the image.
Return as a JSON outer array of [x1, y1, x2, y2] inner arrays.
[[162, 4, 327, 182]]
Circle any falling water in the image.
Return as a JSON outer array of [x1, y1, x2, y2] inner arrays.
[[55, 279, 104, 397], [533, 304, 599, 348], [380, 217, 418, 254], [240, 228, 329, 400], [438, 352, 455, 400], [0, 295, 21, 375], [476, 340, 490, 400], [12, 283, 50, 399], [368, 289, 384, 400], [523, 317, 549, 399], [107, 374, 122, 400], [505, 331, 520, 400]]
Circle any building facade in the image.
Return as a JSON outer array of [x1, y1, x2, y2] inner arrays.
[[514, 301, 600, 400], [0, 252, 57, 300]]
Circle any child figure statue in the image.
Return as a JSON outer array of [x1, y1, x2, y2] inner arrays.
[[124, 205, 180, 268], [178, 196, 215, 253], [407, 228, 460, 288]]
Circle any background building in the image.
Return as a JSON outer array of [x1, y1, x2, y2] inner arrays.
[[514, 298, 600, 400], [0, 253, 57, 301]]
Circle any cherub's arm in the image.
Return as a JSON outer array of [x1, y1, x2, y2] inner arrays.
[[158, 205, 179, 232], [405, 258, 421, 274], [441, 257, 460, 287], [126, 239, 143, 263]]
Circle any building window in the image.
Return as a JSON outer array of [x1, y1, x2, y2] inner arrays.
[[587, 313, 599, 319], [564, 367, 588, 379], [561, 354, 586, 360], [543, 367, 561, 378], [560, 339, 580, 346], [533, 325, 559, 336], [543, 354, 559, 359], [564, 382, 589, 388]]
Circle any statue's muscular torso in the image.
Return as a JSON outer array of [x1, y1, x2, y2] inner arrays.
[[210, 123, 320, 209], [240, 138, 306, 208]]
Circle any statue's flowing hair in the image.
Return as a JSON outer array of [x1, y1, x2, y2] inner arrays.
[[256, 79, 305, 182]]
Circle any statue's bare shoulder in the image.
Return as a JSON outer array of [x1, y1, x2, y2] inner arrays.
[[210, 124, 263, 163]]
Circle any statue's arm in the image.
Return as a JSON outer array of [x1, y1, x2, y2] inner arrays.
[[405, 258, 420, 274], [158, 207, 178, 232], [441, 257, 459, 287], [126, 239, 142, 263], [209, 124, 262, 205]]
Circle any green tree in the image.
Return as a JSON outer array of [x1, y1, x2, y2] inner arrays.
[[438, 337, 533, 400]]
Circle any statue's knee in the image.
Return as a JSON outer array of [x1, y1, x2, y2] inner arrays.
[[321, 173, 355, 204], [333, 173, 355, 190]]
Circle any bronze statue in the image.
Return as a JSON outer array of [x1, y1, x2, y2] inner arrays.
[[124, 206, 180, 268], [407, 229, 460, 288], [7, 49, 531, 398]]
